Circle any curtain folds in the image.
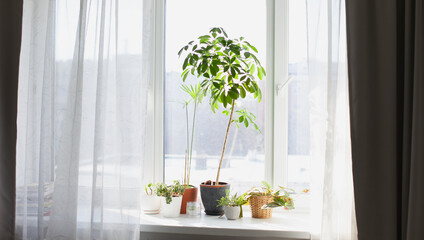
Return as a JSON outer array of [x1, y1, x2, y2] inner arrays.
[[306, 0, 357, 239], [346, 0, 424, 239], [0, 1, 23, 239], [16, 0, 155, 239]]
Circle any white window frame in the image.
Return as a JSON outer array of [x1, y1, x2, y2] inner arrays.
[[268, 0, 289, 187], [151, 0, 290, 188], [151, 0, 165, 184]]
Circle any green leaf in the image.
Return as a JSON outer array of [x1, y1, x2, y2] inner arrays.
[[200, 79, 208, 87], [182, 71, 189, 81], [257, 67, 264, 80], [226, 94, 233, 105], [249, 64, 255, 75], [197, 64, 202, 75], [245, 41, 258, 53], [244, 52, 251, 58], [181, 68, 189, 78], [221, 28, 228, 37], [199, 35, 210, 40], [183, 58, 189, 70], [201, 63, 208, 73], [239, 87, 246, 98], [228, 88, 239, 99], [230, 67, 236, 77], [221, 93, 228, 108], [210, 65, 218, 76], [244, 119, 249, 127], [178, 47, 184, 57]]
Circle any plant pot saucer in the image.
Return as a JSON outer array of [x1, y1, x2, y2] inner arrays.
[[143, 209, 160, 215], [204, 210, 223, 216]]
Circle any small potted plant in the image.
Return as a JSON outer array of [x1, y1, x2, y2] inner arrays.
[[180, 83, 203, 214], [246, 181, 294, 219], [156, 180, 185, 218], [141, 183, 161, 214], [178, 27, 265, 215], [217, 190, 248, 220]]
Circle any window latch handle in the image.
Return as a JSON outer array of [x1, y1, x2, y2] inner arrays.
[[276, 75, 294, 96]]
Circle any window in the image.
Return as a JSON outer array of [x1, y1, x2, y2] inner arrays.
[[157, 0, 311, 204], [287, 0, 310, 193]]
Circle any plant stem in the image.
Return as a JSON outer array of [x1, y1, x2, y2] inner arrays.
[[188, 101, 197, 187], [184, 150, 187, 186], [185, 104, 189, 186], [215, 99, 235, 185]]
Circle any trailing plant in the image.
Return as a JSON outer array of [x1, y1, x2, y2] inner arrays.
[[156, 180, 185, 204], [247, 181, 295, 210], [178, 27, 265, 185], [181, 83, 204, 188]]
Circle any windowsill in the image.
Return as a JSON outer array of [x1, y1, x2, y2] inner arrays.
[[140, 208, 311, 239]]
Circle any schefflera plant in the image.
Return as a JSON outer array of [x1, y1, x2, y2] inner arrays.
[[178, 27, 266, 185]]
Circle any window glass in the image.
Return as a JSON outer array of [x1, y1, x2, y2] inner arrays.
[[164, 0, 267, 193], [288, 0, 310, 193]]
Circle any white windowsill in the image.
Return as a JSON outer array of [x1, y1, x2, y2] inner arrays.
[[140, 209, 311, 239]]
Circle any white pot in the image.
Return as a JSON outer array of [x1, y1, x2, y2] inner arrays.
[[141, 195, 161, 214], [161, 196, 182, 218], [223, 206, 240, 220]]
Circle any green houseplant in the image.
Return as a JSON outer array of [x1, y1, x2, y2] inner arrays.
[[180, 83, 203, 213], [246, 181, 294, 219], [178, 27, 265, 215], [156, 181, 185, 217], [217, 190, 248, 220]]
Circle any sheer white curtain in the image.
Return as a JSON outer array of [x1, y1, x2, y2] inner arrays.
[[15, 0, 155, 239], [306, 0, 357, 239]]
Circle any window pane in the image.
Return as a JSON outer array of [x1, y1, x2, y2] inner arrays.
[[288, 0, 310, 193], [164, 0, 267, 193]]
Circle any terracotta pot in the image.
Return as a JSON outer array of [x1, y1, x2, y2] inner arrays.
[[200, 182, 230, 215], [180, 186, 198, 214]]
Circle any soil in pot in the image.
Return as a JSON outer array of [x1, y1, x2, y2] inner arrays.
[[200, 181, 230, 215], [180, 186, 198, 214]]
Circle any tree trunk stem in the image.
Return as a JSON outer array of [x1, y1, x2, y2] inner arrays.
[[215, 99, 235, 185]]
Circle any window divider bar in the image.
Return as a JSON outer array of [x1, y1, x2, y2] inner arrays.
[[272, 0, 289, 187], [265, 0, 276, 186], [153, 0, 165, 184]]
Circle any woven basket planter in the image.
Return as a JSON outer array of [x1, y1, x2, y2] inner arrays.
[[249, 195, 274, 218]]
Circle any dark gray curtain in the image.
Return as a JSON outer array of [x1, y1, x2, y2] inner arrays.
[[346, 0, 424, 240], [0, 1, 23, 239]]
